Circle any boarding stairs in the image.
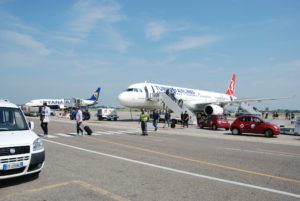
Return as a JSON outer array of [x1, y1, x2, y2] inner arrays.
[[238, 102, 262, 116], [158, 93, 197, 124]]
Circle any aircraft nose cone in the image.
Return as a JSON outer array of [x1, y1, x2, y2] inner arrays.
[[117, 92, 129, 106]]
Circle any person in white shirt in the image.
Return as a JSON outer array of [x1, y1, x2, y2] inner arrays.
[[40, 102, 51, 136], [76, 107, 83, 136]]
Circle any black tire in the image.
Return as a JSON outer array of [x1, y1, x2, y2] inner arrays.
[[114, 117, 117, 121], [171, 123, 176, 128], [264, 129, 274, 137], [225, 128, 229, 131], [83, 112, 90, 121], [211, 124, 217, 130], [232, 127, 240, 135], [199, 124, 204, 129]]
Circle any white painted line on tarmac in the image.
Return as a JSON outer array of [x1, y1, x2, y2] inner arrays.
[[92, 133, 103, 136], [46, 135, 58, 139], [44, 139, 300, 199], [95, 131, 113, 135], [56, 133, 73, 138]]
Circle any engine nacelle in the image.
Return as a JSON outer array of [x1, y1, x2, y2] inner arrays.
[[204, 104, 224, 115]]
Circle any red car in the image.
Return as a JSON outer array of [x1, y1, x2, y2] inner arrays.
[[230, 115, 280, 137], [198, 115, 230, 130]]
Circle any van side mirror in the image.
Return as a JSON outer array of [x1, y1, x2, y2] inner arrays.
[[29, 121, 34, 130]]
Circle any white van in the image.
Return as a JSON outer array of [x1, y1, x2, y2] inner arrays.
[[97, 108, 119, 121], [0, 100, 45, 179]]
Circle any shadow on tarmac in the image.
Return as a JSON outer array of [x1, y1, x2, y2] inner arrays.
[[0, 173, 39, 188]]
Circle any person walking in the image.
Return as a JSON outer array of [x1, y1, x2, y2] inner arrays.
[[76, 107, 84, 136], [291, 112, 295, 121], [152, 109, 159, 131], [164, 111, 171, 128], [40, 102, 51, 136], [181, 112, 184, 127], [140, 109, 148, 135], [183, 111, 189, 128]]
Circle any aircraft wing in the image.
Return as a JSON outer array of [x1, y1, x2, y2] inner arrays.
[[220, 96, 291, 105], [190, 96, 291, 110]]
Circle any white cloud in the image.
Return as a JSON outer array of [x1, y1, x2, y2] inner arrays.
[[0, 30, 49, 55], [69, 0, 126, 39], [145, 21, 167, 41], [100, 25, 130, 53], [165, 35, 221, 51]]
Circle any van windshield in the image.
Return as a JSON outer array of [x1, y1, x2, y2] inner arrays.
[[0, 107, 29, 131]]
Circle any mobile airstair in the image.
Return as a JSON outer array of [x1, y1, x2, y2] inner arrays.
[[238, 102, 262, 116], [158, 93, 197, 124]]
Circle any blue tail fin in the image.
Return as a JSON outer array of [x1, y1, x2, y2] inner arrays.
[[87, 87, 101, 101]]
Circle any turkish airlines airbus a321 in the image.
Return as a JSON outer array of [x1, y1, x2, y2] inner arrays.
[[117, 74, 286, 115]]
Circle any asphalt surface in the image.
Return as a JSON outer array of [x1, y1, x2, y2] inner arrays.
[[0, 114, 300, 201]]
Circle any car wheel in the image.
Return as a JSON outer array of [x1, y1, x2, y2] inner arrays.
[[225, 128, 229, 131], [264, 129, 274, 137], [232, 128, 240, 135], [199, 124, 204, 129], [212, 124, 217, 130]]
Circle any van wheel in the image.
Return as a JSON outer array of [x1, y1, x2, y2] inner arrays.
[[264, 129, 274, 137], [211, 124, 217, 130], [232, 128, 240, 135]]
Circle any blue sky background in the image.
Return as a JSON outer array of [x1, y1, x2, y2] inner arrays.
[[0, 0, 299, 110]]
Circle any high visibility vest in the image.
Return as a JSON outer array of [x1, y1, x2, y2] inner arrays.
[[140, 113, 148, 122]]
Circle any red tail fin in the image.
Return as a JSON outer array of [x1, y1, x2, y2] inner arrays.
[[226, 74, 236, 96]]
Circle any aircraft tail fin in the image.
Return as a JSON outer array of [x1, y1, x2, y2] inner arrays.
[[226, 74, 236, 96], [87, 87, 101, 102]]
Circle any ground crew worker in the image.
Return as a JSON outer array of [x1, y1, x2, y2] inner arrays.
[[140, 109, 148, 135]]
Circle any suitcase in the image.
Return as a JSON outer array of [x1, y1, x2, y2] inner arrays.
[[84, 126, 93, 135]]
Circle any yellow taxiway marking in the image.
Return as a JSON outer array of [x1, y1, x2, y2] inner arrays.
[[87, 136, 300, 184], [4, 180, 131, 201]]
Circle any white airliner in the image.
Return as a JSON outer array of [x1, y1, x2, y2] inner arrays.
[[25, 87, 101, 109], [118, 74, 284, 115]]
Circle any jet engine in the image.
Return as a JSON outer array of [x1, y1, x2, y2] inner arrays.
[[204, 104, 224, 115]]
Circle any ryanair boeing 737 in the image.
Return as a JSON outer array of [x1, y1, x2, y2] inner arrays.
[[25, 87, 101, 109]]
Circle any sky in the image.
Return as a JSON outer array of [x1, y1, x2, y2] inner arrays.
[[0, 0, 299, 110]]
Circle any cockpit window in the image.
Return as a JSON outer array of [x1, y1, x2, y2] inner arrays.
[[126, 88, 142, 93]]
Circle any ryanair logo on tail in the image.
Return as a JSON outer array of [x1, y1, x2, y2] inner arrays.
[[88, 87, 101, 101]]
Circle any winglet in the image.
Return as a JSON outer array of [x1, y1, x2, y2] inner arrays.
[[226, 74, 236, 96], [87, 87, 101, 101]]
